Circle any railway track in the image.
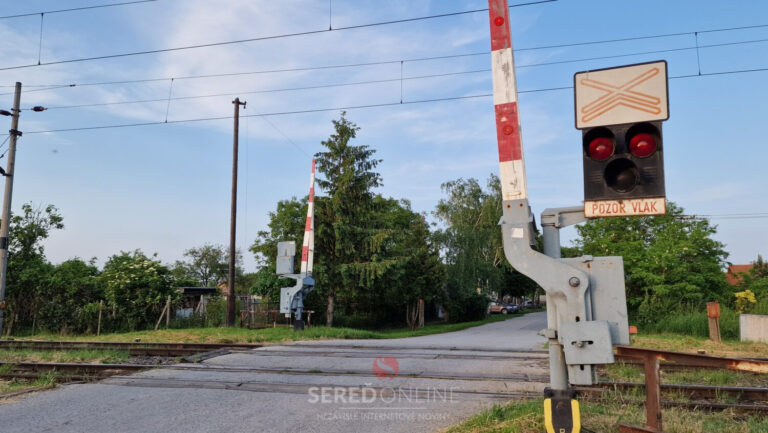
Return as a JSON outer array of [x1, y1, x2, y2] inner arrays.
[[2, 339, 767, 414], [0, 339, 262, 356], [2, 358, 766, 413]]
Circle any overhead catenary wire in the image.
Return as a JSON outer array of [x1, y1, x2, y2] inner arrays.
[[21, 64, 768, 135], [0, 135, 10, 151], [7, 28, 768, 98], [0, 0, 556, 72], [258, 116, 311, 157], [23, 36, 768, 111], [0, 0, 159, 20]]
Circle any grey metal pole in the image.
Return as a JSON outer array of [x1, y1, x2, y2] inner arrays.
[[541, 222, 569, 391], [227, 98, 245, 327], [0, 82, 22, 337]]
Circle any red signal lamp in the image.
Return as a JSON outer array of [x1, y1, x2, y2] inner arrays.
[[588, 137, 614, 161], [629, 133, 657, 157]]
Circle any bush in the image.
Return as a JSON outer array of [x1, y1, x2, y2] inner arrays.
[[446, 292, 489, 323]]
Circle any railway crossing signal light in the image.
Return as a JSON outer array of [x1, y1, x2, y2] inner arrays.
[[582, 120, 665, 203]]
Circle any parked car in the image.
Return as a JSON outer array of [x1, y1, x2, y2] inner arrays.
[[488, 302, 520, 315], [521, 299, 535, 309]]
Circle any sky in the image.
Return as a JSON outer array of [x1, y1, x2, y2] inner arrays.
[[0, 0, 766, 272]]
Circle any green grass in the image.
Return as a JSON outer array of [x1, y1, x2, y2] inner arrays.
[[17, 310, 540, 344], [0, 349, 130, 364], [631, 333, 768, 358], [444, 398, 768, 433], [600, 362, 767, 387], [642, 308, 740, 340]]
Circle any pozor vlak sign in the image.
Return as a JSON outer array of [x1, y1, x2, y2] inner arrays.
[[574, 60, 669, 218]]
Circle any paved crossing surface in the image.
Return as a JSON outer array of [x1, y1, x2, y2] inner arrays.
[[0, 312, 548, 433]]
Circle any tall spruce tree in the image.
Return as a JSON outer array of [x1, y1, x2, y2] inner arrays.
[[314, 113, 382, 326]]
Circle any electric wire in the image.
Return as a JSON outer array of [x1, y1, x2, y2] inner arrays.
[[0, 0, 159, 20], [0, 0, 556, 72], [20, 62, 768, 136], [258, 116, 311, 157], [7, 32, 768, 99], [23, 36, 768, 111]]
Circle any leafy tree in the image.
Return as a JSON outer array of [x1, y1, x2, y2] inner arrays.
[[4, 203, 63, 329], [174, 244, 242, 287], [433, 175, 538, 315], [101, 250, 177, 330], [37, 258, 102, 333], [574, 202, 729, 323], [313, 112, 382, 326]]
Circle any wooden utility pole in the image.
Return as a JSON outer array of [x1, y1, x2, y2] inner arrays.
[[227, 98, 246, 327]]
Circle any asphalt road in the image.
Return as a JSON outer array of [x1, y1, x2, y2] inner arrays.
[[0, 311, 548, 433]]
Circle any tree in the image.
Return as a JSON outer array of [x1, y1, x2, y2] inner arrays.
[[4, 203, 64, 329], [251, 115, 447, 328], [574, 202, 729, 323], [37, 258, 102, 333], [174, 244, 242, 287], [433, 175, 539, 318], [313, 112, 382, 326], [101, 250, 177, 330]]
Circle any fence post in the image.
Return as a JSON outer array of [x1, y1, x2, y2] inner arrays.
[[707, 301, 721, 343], [155, 299, 168, 331], [165, 295, 171, 329]]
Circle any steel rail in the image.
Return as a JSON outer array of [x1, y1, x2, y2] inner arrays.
[[0, 339, 263, 351], [582, 381, 768, 402]]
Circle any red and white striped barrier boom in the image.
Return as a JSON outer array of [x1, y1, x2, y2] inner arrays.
[[299, 158, 315, 276], [488, 0, 528, 201]]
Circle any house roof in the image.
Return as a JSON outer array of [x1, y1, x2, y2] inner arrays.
[[726, 264, 753, 285]]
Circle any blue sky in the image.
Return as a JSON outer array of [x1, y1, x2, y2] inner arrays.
[[0, 0, 766, 271]]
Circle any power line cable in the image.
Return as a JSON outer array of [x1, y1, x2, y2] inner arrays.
[[39, 69, 492, 110], [7, 29, 768, 97], [24, 36, 768, 111], [0, 0, 159, 20], [21, 64, 768, 135], [0, 0, 555, 72], [259, 116, 311, 157]]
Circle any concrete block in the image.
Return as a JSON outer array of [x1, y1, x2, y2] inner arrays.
[[740, 314, 768, 343]]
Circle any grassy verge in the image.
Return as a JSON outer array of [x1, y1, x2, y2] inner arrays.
[[601, 361, 767, 387], [0, 348, 130, 364], [0, 372, 58, 394], [14, 310, 542, 344], [444, 398, 768, 433], [631, 333, 768, 358]]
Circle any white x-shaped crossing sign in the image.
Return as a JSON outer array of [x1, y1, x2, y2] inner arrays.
[[574, 61, 669, 129]]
